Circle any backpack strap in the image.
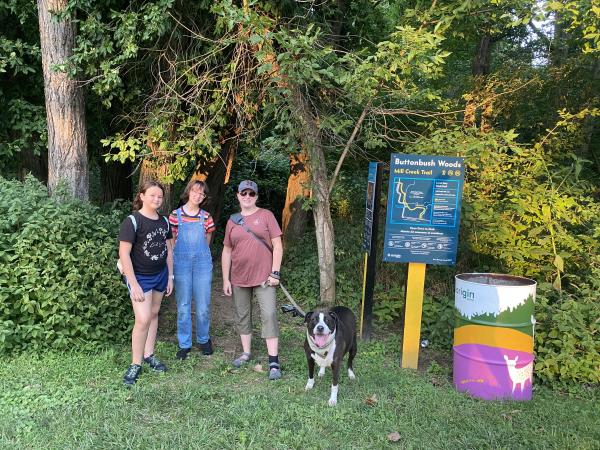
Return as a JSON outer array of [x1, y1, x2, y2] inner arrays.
[[128, 214, 137, 233], [129, 213, 169, 234]]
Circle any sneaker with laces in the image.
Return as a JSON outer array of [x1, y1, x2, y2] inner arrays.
[[176, 348, 191, 360], [143, 354, 168, 372], [199, 339, 213, 356], [123, 364, 142, 386]]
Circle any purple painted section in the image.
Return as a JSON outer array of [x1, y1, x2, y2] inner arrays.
[[453, 343, 534, 401]]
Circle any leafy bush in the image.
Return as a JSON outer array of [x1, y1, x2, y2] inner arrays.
[[405, 128, 600, 385], [0, 176, 130, 352], [534, 279, 600, 385]]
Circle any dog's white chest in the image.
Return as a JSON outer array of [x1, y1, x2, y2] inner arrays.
[[312, 340, 336, 368]]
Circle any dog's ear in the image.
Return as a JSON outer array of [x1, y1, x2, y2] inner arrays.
[[328, 311, 339, 324], [304, 311, 313, 323]]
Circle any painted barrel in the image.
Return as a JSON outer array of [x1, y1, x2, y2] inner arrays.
[[453, 273, 536, 401]]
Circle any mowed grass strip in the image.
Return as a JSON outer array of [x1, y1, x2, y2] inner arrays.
[[0, 323, 598, 450]]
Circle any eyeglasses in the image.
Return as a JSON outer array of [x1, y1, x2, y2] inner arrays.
[[239, 191, 256, 197]]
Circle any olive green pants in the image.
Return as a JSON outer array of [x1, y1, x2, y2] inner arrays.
[[232, 285, 279, 338]]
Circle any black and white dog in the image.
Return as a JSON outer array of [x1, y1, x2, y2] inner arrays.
[[304, 306, 357, 406]]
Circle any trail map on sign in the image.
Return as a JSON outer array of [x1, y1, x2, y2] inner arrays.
[[383, 154, 464, 265], [390, 178, 460, 227], [393, 179, 431, 223]]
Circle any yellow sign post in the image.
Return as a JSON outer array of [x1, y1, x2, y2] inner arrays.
[[359, 252, 369, 337], [384, 154, 464, 369], [401, 262, 427, 369]]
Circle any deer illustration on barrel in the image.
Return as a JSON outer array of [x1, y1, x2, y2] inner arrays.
[[503, 354, 533, 394]]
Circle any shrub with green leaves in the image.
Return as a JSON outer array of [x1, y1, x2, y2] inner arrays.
[[406, 127, 600, 385], [0, 176, 130, 352]]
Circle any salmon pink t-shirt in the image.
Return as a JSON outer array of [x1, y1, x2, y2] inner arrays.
[[224, 208, 282, 287]]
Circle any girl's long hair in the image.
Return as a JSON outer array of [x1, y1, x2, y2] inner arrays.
[[132, 180, 165, 211], [178, 180, 209, 209]]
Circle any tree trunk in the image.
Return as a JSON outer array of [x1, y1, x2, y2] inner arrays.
[[37, 0, 88, 200], [100, 160, 132, 203], [293, 87, 336, 306], [282, 149, 311, 247], [249, 19, 333, 303], [464, 34, 494, 130], [472, 35, 492, 76], [191, 129, 238, 225]]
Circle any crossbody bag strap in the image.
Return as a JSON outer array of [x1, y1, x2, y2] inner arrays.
[[229, 212, 273, 253]]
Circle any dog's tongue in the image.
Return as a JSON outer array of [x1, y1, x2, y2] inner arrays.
[[314, 334, 330, 347]]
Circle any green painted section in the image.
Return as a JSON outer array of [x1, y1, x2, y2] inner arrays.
[[456, 295, 535, 336]]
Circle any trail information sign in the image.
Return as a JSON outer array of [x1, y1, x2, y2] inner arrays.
[[363, 162, 379, 254], [383, 153, 464, 265]]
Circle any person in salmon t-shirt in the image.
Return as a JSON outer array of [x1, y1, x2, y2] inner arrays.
[[221, 180, 283, 380]]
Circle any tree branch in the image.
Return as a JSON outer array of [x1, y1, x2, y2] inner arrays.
[[328, 102, 370, 195]]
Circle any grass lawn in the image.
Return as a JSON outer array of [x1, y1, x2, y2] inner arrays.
[[1, 321, 598, 450]]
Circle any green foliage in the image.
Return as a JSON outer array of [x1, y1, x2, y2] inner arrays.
[[281, 236, 320, 310], [535, 280, 600, 385], [547, 0, 600, 54], [344, 25, 450, 103], [66, 0, 176, 107], [0, 176, 130, 352], [0, 99, 47, 158], [0, 36, 39, 75], [373, 286, 404, 323], [404, 127, 600, 384], [0, 0, 46, 171], [421, 295, 456, 350]]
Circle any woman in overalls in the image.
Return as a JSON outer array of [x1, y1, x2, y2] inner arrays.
[[169, 180, 216, 360]]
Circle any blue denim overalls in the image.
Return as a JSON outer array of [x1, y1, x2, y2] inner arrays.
[[173, 208, 213, 348]]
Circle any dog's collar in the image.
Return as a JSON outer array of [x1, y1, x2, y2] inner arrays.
[[307, 330, 336, 355]]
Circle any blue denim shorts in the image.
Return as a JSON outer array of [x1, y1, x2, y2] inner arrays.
[[126, 266, 168, 294]]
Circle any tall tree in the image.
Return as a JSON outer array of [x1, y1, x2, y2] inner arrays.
[[281, 149, 310, 246], [37, 0, 88, 199]]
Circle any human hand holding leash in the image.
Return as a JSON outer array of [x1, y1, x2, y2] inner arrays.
[[266, 275, 280, 287]]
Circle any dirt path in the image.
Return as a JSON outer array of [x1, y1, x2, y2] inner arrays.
[[158, 266, 452, 373], [158, 266, 244, 359]]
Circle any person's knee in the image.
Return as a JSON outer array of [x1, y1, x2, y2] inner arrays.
[[177, 301, 192, 317], [151, 307, 161, 319], [262, 312, 279, 338], [134, 314, 152, 330], [196, 307, 209, 320], [177, 307, 191, 320]]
